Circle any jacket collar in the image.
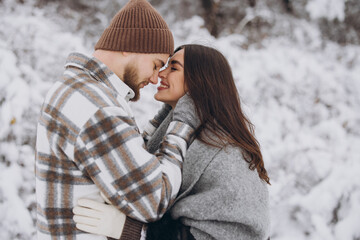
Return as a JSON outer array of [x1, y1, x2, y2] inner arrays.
[[65, 52, 135, 102]]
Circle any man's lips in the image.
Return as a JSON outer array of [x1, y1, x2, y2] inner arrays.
[[139, 81, 149, 88]]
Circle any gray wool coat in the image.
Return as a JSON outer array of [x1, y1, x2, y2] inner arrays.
[[146, 110, 270, 240]]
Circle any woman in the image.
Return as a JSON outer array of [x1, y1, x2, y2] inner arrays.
[[73, 44, 271, 240]]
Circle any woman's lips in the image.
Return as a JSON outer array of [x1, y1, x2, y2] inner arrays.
[[157, 82, 169, 90]]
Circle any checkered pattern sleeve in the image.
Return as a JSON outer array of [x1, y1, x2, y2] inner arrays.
[[74, 106, 194, 222], [142, 104, 172, 143]]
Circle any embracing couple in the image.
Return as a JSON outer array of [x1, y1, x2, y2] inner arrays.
[[35, 0, 270, 239]]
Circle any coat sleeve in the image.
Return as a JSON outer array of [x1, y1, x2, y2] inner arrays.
[[74, 105, 194, 222], [142, 104, 172, 143], [106, 217, 143, 240]]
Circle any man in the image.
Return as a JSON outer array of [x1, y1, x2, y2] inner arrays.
[[35, 0, 198, 239]]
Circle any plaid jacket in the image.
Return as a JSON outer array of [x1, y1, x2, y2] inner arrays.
[[35, 53, 194, 239]]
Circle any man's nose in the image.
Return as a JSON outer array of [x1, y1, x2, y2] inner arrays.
[[158, 69, 167, 80], [149, 71, 159, 85]]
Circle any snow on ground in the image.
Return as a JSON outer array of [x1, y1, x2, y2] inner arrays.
[[0, 2, 359, 240]]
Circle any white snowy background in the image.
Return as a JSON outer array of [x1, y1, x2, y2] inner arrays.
[[0, 0, 359, 239]]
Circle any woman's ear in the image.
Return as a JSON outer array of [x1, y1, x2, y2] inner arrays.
[[184, 84, 189, 93]]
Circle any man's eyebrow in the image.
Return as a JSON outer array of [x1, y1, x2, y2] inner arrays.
[[155, 59, 166, 67], [170, 60, 183, 68]]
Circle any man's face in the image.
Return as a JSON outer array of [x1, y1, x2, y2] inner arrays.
[[125, 53, 169, 101]]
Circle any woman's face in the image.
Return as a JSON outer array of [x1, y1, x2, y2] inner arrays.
[[154, 49, 186, 107]]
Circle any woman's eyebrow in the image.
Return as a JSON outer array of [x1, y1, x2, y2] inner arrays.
[[170, 59, 183, 68]]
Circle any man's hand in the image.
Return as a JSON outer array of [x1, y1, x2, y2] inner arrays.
[[73, 199, 126, 239], [100, 191, 112, 204]]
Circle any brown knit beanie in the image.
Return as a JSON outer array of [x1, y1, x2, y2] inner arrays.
[[95, 0, 174, 55]]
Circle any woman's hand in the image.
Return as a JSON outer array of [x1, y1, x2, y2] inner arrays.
[[73, 198, 126, 239], [173, 93, 200, 130]]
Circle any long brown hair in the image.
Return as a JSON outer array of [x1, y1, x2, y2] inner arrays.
[[177, 44, 270, 185]]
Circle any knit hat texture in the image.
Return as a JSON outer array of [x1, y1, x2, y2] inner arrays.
[[95, 0, 174, 55]]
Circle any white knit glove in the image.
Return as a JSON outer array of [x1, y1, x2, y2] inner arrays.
[[100, 191, 111, 204], [73, 198, 126, 239]]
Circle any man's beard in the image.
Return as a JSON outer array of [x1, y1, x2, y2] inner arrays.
[[123, 64, 141, 102]]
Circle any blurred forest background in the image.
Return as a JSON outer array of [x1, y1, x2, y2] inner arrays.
[[0, 0, 360, 239]]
